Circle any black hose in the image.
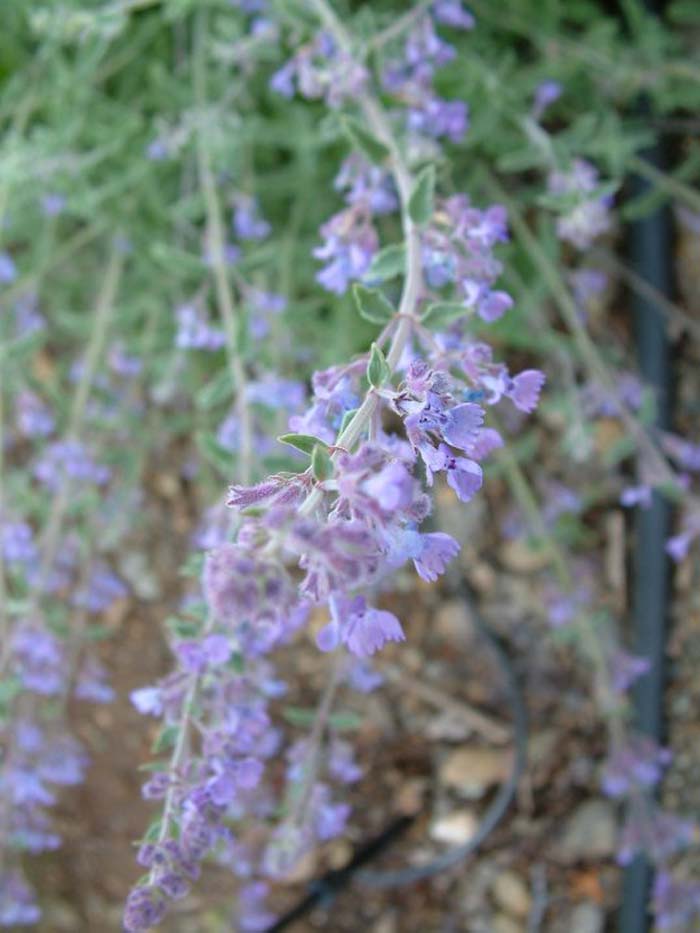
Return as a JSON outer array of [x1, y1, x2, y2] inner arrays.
[[619, 52, 674, 933], [262, 815, 415, 933]]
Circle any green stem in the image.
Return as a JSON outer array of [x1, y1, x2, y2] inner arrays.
[[27, 247, 121, 624], [194, 11, 253, 486], [628, 153, 700, 216]]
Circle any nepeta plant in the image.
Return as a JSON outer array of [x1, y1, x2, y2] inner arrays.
[[2, 0, 700, 929], [122, 2, 551, 928]]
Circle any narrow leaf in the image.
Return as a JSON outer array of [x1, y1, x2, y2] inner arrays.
[[196, 369, 233, 410], [341, 115, 390, 164], [311, 443, 333, 481], [408, 164, 435, 226], [278, 433, 328, 456], [367, 342, 390, 388], [421, 301, 468, 329], [339, 408, 358, 436], [352, 283, 395, 325], [196, 431, 232, 474], [366, 243, 406, 281]]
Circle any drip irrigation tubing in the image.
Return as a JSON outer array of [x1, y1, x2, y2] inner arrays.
[[619, 2, 673, 929], [263, 583, 527, 932]]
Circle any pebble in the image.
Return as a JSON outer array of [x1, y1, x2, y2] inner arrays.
[[491, 870, 532, 918], [500, 539, 551, 573], [434, 599, 475, 645], [555, 800, 616, 862], [568, 902, 604, 933], [430, 809, 478, 845], [439, 746, 512, 799], [492, 913, 525, 933]]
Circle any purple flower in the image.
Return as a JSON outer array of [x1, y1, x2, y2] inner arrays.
[[569, 268, 607, 308], [666, 532, 691, 562], [146, 139, 169, 160], [33, 440, 110, 491], [2, 521, 37, 566], [174, 641, 207, 673], [335, 155, 398, 216], [72, 564, 127, 612], [609, 651, 650, 695], [311, 783, 351, 840], [238, 882, 277, 932], [270, 62, 295, 97], [233, 195, 271, 240], [246, 376, 304, 411], [601, 735, 671, 798], [548, 159, 612, 250], [109, 342, 143, 377], [345, 659, 384, 692], [11, 624, 66, 695], [39, 735, 88, 785], [41, 192, 66, 216], [532, 79, 562, 120], [467, 427, 503, 459], [444, 451, 482, 501], [413, 531, 460, 581], [408, 97, 469, 143], [405, 391, 484, 457], [652, 871, 700, 930], [317, 595, 405, 657], [123, 886, 167, 932], [665, 517, 700, 562], [620, 485, 652, 509], [227, 476, 307, 511], [441, 402, 485, 449], [130, 686, 163, 716], [269, 33, 367, 107], [0, 252, 16, 283], [0, 870, 41, 926], [15, 391, 55, 438], [175, 303, 226, 351], [74, 657, 115, 703], [202, 634, 233, 666], [13, 292, 45, 336], [362, 461, 414, 512], [328, 739, 362, 784], [314, 206, 379, 294], [156, 872, 190, 900], [508, 369, 545, 413], [432, 0, 475, 29], [385, 528, 460, 582], [618, 804, 694, 867], [478, 290, 513, 322]]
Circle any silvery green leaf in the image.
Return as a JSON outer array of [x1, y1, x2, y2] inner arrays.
[[367, 243, 406, 281], [421, 301, 468, 328], [367, 342, 390, 388], [311, 443, 333, 481], [341, 115, 390, 164], [278, 433, 329, 455], [352, 283, 395, 324], [408, 164, 435, 225]]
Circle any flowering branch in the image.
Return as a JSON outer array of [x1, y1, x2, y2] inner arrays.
[[123, 5, 549, 928]]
